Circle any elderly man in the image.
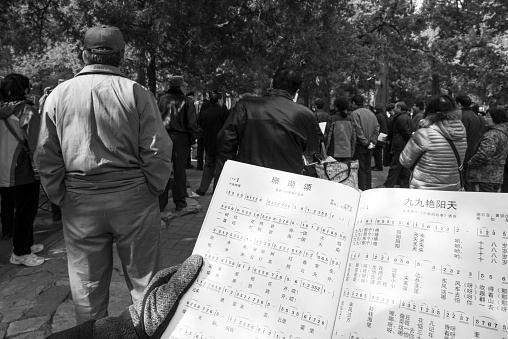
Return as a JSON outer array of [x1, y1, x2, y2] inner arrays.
[[35, 25, 172, 324]]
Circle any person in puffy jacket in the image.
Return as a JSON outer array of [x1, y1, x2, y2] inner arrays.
[[466, 106, 508, 192], [400, 94, 467, 191]]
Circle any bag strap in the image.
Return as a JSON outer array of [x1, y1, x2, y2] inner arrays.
[[443, 138, 464, 188], [4, 118, 31, 154]]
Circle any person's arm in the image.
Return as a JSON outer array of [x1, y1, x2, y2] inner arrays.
[[185, 97, 199, 139], [370, 117, 380, 145], [216, 102, 245, 178], [34, 95, 66, 206], [351, 111, 368, 146], [400, 131, 426, 169], [349, 119, 357, 157], [18, 105, 40, 154], [467, 132, 497, 169], [137, 87, 173, 196], [399, 115, 413, 142], [46, 255, 203, 339]]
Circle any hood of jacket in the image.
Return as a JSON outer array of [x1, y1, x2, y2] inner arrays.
[[420, 110, 466, 141]]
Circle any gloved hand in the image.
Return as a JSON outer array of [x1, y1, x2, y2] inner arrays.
[[47, 254, 203, 339]]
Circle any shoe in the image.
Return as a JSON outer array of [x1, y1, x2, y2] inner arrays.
[[186, 164, 194, 169], [10, 253, 45, 266], [1, 233, 13, 239], [195, 190, 206, 196], [175, 202, 188, 211], [376, 184, 386, 188], [371, 167, 383, 171], [31, 244, 44, 253]]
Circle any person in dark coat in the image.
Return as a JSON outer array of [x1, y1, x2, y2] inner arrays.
[[372, 104, 388, 171], [456, 94, 485, 191], [216, 67, 320, 176], [158, 76, 198, 211], [380, 101, 413, 188], [195, 91, 228, 195]]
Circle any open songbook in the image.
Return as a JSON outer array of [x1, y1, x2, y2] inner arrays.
[[164, 160, 508, 339]]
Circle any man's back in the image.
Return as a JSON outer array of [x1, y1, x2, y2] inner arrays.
[[218, 89, 320, 174], [37, 65, 171, 201], [198, 102, 227, 155], [352, 107, 379, 146], [461, 108, 484, 164]]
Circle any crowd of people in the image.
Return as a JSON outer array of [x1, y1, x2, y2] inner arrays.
[[1, 24, 508, 337]]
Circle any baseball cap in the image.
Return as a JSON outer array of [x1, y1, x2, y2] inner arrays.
[[169, 76, 188, 88], [84, 25, 125, 54]]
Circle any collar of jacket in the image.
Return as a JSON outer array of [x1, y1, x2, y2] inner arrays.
[[75, 64, 126, 77], [265, 89, 294, 101]]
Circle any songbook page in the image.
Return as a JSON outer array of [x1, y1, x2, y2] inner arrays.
[[164, 161, 361, 339], [332, 188, 508, 339]]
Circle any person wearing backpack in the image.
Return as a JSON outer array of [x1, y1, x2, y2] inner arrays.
[[0, 73, 45, 266], [323, 97, 356, 161]]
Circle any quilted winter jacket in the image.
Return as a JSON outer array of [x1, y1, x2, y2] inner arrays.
[[0, 101, 40, 187], [466, 122, 508, 184], [400, 116, 467, 191]]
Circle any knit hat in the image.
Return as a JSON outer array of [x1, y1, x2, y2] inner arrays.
[[84, 25, 125, 54]]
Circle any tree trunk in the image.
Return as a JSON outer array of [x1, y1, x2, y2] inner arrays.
[[375, 57, 389, 112], [431, 73, 440, 95], [147, 52, 157, 95]]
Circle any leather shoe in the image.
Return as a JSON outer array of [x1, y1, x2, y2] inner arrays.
[[195, 190, 206, 196], [371, 167, 383, 171]]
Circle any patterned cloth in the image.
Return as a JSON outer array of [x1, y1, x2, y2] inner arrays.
[[467, 122, 508, 184]]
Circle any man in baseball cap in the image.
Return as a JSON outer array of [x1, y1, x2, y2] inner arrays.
[[84, 25, 125, 54], [35, 25, 172, 324]]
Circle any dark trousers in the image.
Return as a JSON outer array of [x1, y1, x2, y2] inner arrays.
[[198, 152, 218, 193], [372, 144, 384, 170], [354, 145, 372, 191], [170, 133, 189, 205], [1, 187, 14, 237], [11, 181, 40, 256], [196, 137, 204, 170], [383, 152, 410, 188]]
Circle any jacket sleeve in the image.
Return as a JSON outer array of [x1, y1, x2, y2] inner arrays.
[[400, 131, 426, 169], [350, 120, 357, 157], [216, 102, 245, 178], [467, 131, 497, 169], [306, 118, 322, 155], [398, 115, 413, 142], [370, 118, 380, 145], [185, 98, 199, 139], [18, 105, 40, 155], [137, 87, 173, 196], [34, 95, 67, 206], [352, 111, 368, 146]]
